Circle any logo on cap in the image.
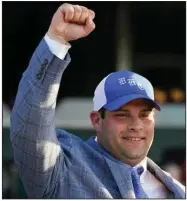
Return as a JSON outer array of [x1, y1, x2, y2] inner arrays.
[[118, 77, 144, 90]]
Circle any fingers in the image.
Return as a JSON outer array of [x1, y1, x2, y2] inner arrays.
[[84, 15, 95, 36], [89, 10, 95, 20], [79, 6, 89, 24], [60, 3, 95, 24], [79, 7, 95, 23], [60, 3, 74, 21], [72, 5, 82, 22]]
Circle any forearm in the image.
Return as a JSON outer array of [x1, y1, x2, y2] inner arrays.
[[10, 37, 71, 197]]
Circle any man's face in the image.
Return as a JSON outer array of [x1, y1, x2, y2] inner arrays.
[[90, 99, 155, 166]]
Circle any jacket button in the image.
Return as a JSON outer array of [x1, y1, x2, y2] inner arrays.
[[43, 59, 48, 65], [41, 64, 46, 71], [36, 72, 42, 80]]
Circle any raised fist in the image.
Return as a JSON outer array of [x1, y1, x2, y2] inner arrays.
[[47, 3, 95, 43]]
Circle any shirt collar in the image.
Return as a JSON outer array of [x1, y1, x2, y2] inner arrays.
[[134, 157, 147, 172]]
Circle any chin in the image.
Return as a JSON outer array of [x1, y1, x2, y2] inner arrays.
[[123, 151, 146, 161]]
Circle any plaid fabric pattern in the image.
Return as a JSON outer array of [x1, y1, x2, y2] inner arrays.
[[10, 38, 185, 199]]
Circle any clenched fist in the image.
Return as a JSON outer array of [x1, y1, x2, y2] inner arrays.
[[47, 3, 95, 44]]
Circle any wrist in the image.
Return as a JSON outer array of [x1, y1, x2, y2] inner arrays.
[[47, 30, 69, 45]]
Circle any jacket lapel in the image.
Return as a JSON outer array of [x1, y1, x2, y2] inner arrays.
[[87, 137, 135, 198], [147, 158, 184, 198], [104, 157, 135, 198]]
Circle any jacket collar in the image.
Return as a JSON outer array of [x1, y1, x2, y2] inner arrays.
[[147, 158, 184, 198]]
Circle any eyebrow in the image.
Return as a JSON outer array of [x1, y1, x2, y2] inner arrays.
[[114, 108, 154, 112]]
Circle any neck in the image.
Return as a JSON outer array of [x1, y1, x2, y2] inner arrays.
[[122, 157, 147, 168]]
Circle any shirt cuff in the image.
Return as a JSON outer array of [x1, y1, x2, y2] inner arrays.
[[44, 34, 71, 60]]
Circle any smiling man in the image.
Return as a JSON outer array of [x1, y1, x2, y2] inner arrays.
[[90, 71, 158, 168], [92, 100, 155, 167], [10, 3, 185, 199]]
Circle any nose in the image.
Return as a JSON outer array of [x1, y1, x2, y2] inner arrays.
[[127, 117, 143, 132]]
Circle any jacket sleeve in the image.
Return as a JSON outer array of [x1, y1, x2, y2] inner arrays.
[[10, 38, 71, 198]]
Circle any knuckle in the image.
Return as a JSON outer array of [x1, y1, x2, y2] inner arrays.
[[60, 3, 74, 15], [69, 8, 74, 14], [80, 7, 88, 19], [74, 5, 82, 12], [81, 6, 88, 12], [89, 9, 95, 15], [66, 9, 74, 18], [67, 4, 74, 11], [61, 3, 70, 9], [68, 5, 74, 12], [62, 3, 68, 7]]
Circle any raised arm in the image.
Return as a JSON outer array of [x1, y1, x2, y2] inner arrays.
[[10, 3, 95, 198]]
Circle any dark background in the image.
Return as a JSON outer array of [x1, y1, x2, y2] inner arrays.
[[3, 1, 186, 108]]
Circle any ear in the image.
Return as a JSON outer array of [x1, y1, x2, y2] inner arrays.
[[90, 111, 102, 132]]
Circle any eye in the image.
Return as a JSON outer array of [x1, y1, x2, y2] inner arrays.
[[116, 113, 130, 118], [140, 113, 150, 118]]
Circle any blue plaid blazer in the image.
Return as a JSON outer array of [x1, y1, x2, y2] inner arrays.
[[10, 38, 185, 198]]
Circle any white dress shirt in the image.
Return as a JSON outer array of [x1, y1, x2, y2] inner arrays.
[[44, 34, 71, 60], [134, 157, 169, 198], [44, 34, 170, 198]]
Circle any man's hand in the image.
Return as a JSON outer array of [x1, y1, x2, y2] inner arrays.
[[47, 3, 95, 44]]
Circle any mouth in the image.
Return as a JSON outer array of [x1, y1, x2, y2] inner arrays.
[[122, 137, 145, 141]]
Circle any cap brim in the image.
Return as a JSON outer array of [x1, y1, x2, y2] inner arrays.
[[103, 94, 161, 111]]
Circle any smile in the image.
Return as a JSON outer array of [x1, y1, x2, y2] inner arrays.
[[123, 137, 145, 141]]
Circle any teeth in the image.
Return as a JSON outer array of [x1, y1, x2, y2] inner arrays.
[[126, 138, 142, 141]]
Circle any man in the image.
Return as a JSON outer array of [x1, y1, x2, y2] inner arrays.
[[10, 3, 185, 199]]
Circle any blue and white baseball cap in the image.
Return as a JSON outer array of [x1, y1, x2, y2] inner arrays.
[[93, 70, 161, 111]]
